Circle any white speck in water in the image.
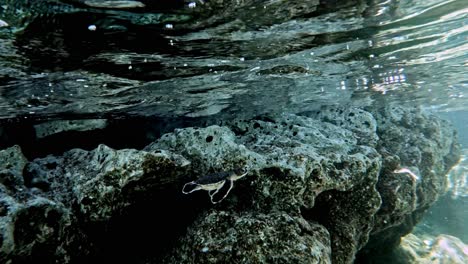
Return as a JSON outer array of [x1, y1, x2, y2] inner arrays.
[[128, 65, 133, 70], [250, 66, 260, 71], [48, 83, 52, 87], [310, 52, 314, 55], [362, 77, 368, 85], [201, 247, 209, 253], [88, 25, 97, 31], [0, 19, 8, 27], [188, 2, 196, 8], [368, 40, 373, 47], [183, 63, 188, 67], [240, 57, 245, 61], [143, 58, 147, 63], [369, 54, 375, 58], [165, 24, 173, 29], [346, 44, 350, 50]]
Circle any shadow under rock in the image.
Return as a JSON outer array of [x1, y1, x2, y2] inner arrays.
[[81, 182, 211, 263]]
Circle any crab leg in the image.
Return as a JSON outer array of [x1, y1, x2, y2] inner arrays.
[[208, 181, 227, 204], [182, 181, 202, 194], [210, 180, 234, 204]]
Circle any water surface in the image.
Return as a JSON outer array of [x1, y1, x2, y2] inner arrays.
[[0, 0, 466, 121]]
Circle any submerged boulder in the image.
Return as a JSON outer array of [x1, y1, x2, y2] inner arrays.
[[0, 145, 85, 263], [369, 233, 468, 264], [165, 210, 332, 264], [356, 106, 461, 260], [0, 144, 191, 263]]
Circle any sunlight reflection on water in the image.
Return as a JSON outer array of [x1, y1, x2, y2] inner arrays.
[[0, 0, 466, 120]]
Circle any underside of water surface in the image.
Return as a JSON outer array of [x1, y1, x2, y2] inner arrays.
[[0, 0, 467, 263]]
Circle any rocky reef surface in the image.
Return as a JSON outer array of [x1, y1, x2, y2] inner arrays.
[[0, 105, 460, 263], [370, 233, 468, 264]]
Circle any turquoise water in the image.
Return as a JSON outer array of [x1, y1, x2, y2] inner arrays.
[[1, 0, 467, 262]]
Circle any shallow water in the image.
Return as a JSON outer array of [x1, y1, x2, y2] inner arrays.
[[0, 0, 467, 262], [0, 0, 466, 120]]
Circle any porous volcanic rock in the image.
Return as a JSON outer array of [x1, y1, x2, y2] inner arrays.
[[165, 210, 332, 264], [0, 106, 460, 263], [153, 111, 381, 263], [0, 144, 191, 263], [356, 106, 461, 260]]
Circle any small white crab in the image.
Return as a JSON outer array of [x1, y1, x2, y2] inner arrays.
[[182, 168, 248, 204]]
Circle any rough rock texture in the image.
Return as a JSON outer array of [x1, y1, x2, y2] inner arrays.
[[368, 233, 468, 264], [401, 234, 468, 264], [0, 145, 84, 264], [146, 112, 382, 263], [355, 106, 461, 260], [165, 210, 331, 264], [0, 106, 460, 263], [0, 144, 192, 263]]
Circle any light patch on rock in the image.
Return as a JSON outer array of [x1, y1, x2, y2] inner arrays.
[[84, 0, 145, 9], [34, 119, 107, 138], [185, 104, 229, 117]]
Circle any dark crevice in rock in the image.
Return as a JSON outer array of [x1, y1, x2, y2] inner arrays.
[[0, 115, 211, 159], [80, 186, 208, 263]]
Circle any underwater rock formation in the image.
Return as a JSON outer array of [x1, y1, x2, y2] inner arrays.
[[0, 106, 460, 263], [164, 210, 332, 264], [368, 233, 468, 264], [356, 106, 461, 261], [401, 234, 468, 264]]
